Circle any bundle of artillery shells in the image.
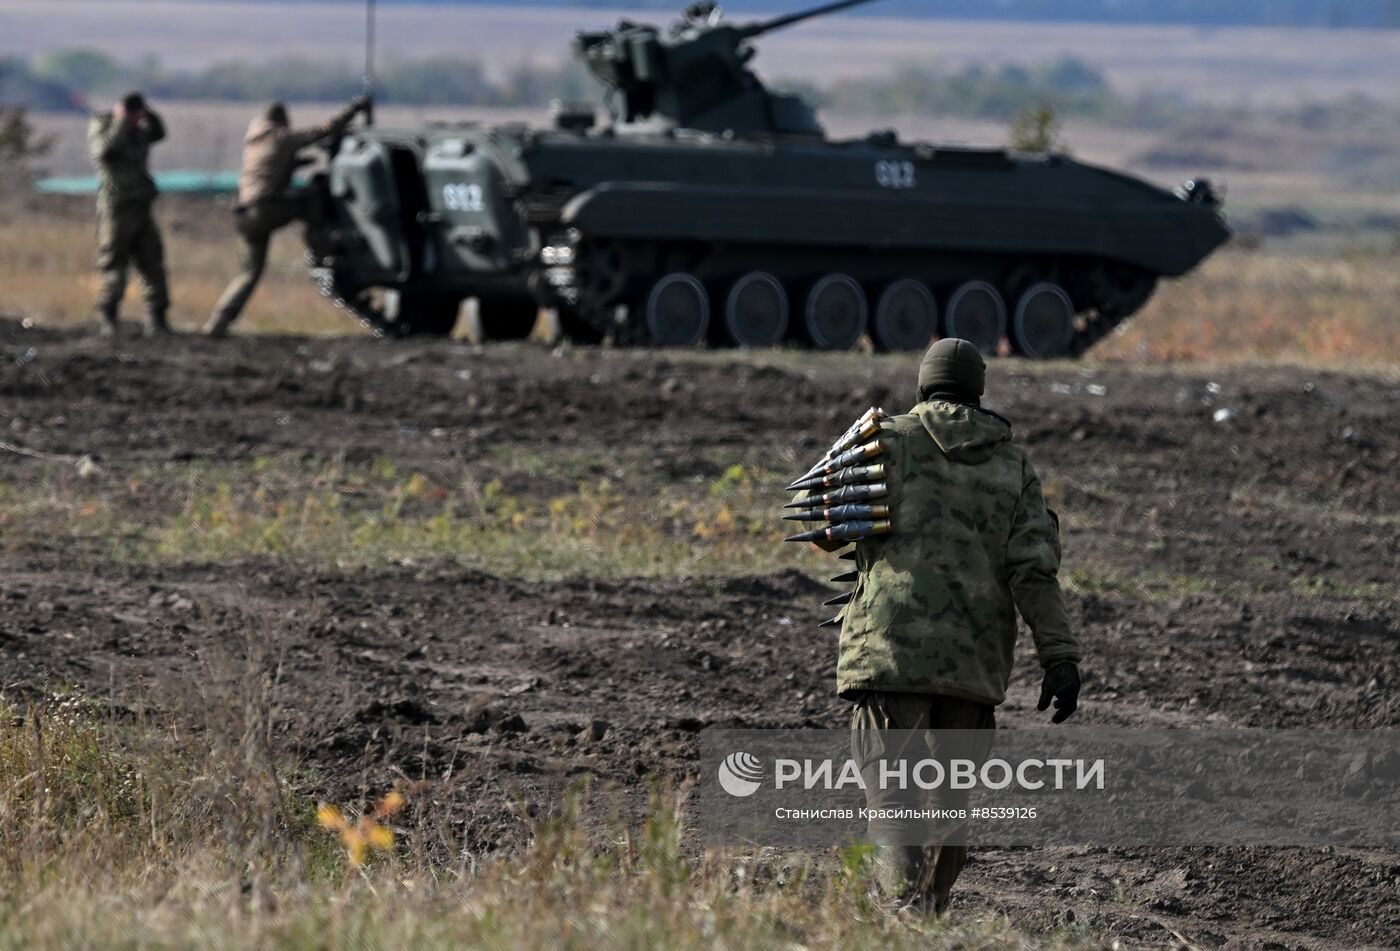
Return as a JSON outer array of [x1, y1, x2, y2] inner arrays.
[[787, 462, 886, 494], [784, 518, 892, 545], [783, 502, 890, 524], [789, 407, 886, 479], [782, 408, 898, 629], [783, 481, 888, 508], [786, 439, 888, 490], [784, 408, 894, 544]]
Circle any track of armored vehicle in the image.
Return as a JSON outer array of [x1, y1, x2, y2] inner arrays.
[[308, 0, 1230, 358]]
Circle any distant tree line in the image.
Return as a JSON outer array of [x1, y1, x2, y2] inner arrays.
[[4, 49, 595, 111], [2, 47, 1181, 126], [0, 58, 83, 112], [810, 58, 1187, 125]]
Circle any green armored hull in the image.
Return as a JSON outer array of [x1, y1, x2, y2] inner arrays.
[[309, 0, 1228, 357]]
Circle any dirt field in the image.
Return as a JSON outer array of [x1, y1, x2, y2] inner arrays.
[[2, 316, 1397, 948]]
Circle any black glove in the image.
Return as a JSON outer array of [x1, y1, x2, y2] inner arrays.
[[1037, 661, 1081, 724]]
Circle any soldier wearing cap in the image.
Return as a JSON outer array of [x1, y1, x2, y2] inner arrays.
[[88, 90, 169, 335], [837, 338, 1082, 914]]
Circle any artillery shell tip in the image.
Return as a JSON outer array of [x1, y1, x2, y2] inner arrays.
[[822, 591, 853, 607], [818, 615, 842, 629]]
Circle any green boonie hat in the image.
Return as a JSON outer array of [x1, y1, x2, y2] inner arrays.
[[917, 338, 986, 403]]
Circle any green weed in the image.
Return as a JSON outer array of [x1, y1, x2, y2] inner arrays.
[[0, 458, 825, 579]]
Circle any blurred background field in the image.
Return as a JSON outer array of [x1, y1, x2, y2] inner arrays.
[[4, 189, 1399, 363]]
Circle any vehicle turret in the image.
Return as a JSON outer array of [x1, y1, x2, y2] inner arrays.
[[574, 0, 881, 138]]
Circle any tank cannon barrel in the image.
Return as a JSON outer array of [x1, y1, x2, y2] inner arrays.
[[736, 0, 883, 40]]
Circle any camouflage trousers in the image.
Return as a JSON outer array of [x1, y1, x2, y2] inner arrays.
[[849, 691, 995, 913], [95, 201, 169, 318], [208, 195, 307, 331]]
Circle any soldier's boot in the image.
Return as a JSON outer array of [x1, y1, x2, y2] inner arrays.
[[922, 844, 966, 917], [872, 844, 924, 905], [145, 309, 172, 336], [204, 311, 236, 339], [97, 306, 121, 337]]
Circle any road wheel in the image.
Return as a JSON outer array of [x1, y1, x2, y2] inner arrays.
[[477, 297, 539, 341], [1010, 282, 1076, 359], [723, 271, 789, 347], [872, 279, 937, 352], [803, 274, 867, 351], [384, 289, 461, 337], [645, 273, 710, 347], [943, 281, 1006, 355]]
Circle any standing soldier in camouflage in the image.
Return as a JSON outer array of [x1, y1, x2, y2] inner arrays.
[[88, 91, 170, 336], [205, 96, 369, 338], [832, 338, 1082, 914]]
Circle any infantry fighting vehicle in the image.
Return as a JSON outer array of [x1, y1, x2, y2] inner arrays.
[[307, 0, 1229, 357]]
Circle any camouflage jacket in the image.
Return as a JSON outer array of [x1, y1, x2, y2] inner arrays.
[[237, 102, 359, 206], [833, 400, 1079, 706], [88, 110, 165, 207]]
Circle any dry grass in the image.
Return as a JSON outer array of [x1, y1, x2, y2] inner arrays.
[[0, 693, 1096, 949], [0, 195, 359, 336], [4, 194, 1400, 364], [1094, 246, 1400, 364]]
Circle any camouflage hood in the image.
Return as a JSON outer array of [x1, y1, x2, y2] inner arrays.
[[915, 400, 1011, 465]]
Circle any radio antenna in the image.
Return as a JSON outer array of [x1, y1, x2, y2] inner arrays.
[[363, 0, 377, 126]]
